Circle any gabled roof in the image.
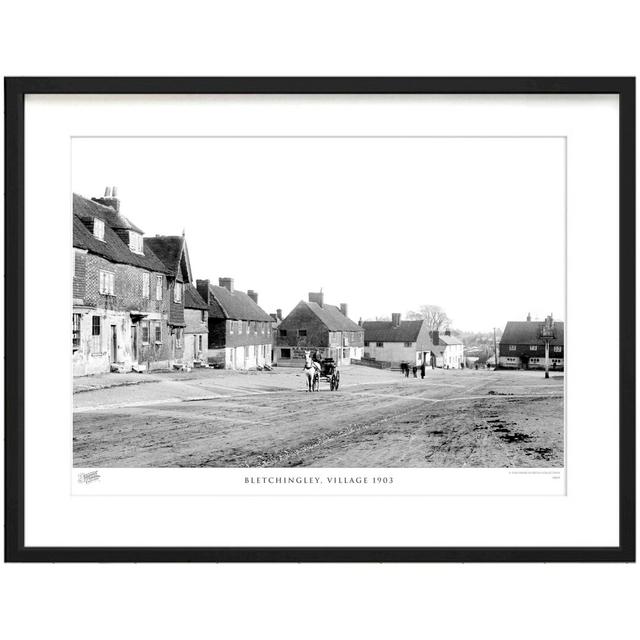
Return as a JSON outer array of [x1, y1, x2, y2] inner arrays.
[[206, 285, 273, 322], [184, 283, 208, 310], [144, 235, 192, 281], [438, 333, 464, 346], [73, 192, 143, 234], [362, 320, 425, 343], [304, 301, 363, 332], [501, 320, 564, 346], [73, 194, 167, 272]]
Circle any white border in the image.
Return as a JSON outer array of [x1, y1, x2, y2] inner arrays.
[[24, 94, 619, 547]]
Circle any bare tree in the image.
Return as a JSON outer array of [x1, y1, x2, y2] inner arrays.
[[405, 305, 451, 332]]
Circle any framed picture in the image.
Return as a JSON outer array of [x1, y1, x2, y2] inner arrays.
[[4, 77, 635, 562]]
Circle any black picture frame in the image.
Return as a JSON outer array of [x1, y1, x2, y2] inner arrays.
[[4, 77, 635, 563]]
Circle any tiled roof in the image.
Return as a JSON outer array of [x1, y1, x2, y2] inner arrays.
[[73, 194, 167, 272], [305, 302, 363, 332], [438, 333, 464, 346], [206, 285, 273, 322], [73, 192, 143, 234], [362, 320, 425, 342], [144, 236, 184, 277], [501, 320, 564, 346], [184, 283, 208, 310]]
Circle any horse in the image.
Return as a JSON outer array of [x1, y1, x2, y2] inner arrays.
[[303, 350, 320, 392]]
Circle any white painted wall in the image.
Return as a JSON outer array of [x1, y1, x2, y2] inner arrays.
[[441, 344, 464, 368], [364, 341, 424, 365]]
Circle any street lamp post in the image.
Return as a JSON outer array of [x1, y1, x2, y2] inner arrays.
[[540, 314, 555, 379]]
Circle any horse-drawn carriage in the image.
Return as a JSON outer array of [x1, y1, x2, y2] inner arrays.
[[303, 352, 340, 391], [318, 358, 340, 391]]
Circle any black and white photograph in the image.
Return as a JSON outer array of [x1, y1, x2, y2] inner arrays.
[[6, 76, 632, 566], [72, 135, 565, 470]]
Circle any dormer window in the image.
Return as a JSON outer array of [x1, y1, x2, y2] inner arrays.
[[129, 231, 144, 254], [93, 218, 105, 241]]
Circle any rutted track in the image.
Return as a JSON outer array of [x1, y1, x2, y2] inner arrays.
[[73, 368, 564, 468]]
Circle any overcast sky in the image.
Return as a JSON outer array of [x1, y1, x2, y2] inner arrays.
[[72, 136, 565, 332]]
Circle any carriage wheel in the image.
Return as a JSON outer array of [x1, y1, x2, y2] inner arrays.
[[335, 371, 340, 390], [329, 375, 335, 391]]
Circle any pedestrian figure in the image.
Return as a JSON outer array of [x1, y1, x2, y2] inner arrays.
[[404, 363, 410, 378], [412, 365, 418, 378], [420, 362, 426, 379], [475, 362, 479, 370]]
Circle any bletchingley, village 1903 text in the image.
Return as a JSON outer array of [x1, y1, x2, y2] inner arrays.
[[244, 476, 394, 484]]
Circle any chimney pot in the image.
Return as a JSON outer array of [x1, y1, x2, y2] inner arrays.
[[93, 187, 120, 212], [391, 313, 401, 327], [247, 289, 258, 304], [276, 308, 283, 321], [219, 277, 234, 292], [445, 328, 451, 336], [526, 312, 531, 322], [340, 303, 348, 317]]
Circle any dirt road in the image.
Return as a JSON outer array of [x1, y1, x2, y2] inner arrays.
[[73, 367, 564, 468]]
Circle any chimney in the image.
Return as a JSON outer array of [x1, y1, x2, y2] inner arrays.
[[92, 185, 120, 212], [276, 308, 283, 321], [247, 289, 258, 304], [358, 317, 363, 327], [431, 330, 440, 345], [445, 328, 451, 336], [391, 313, 401, 327], [339, 303, 348, 318], [219, 277, 234, 292], [526, 312, 531, 322], [308, 291, 324, 307], [196, 279, 210, 305]]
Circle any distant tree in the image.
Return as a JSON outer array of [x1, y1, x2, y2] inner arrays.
[[405, 305, 451, 332]]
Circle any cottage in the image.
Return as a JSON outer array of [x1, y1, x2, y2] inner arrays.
[[72, 188, 173, 376], [362, 314, 433, 367], [196, 278, 273, 369], [274, 292, 364, 366], [499, 313, 564, 370], [430, 329, 465, 369], [144, 234, 195, 366]]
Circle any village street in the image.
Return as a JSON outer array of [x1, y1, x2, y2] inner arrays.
[[74, 366, 564, 468]]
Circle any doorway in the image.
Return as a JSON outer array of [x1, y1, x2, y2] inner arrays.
[[131, 325, 138, 361], [110, 325, 118, 363]]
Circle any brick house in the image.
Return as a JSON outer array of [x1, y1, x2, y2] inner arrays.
[[183, 284, 209, 365], [72, 189, 173, 376], [196, 278, 273, 369], [363, 314, 433, 367], [143, 235, 193, 366], [499, 313, 564, 370], [274, 292, 364, 367]]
